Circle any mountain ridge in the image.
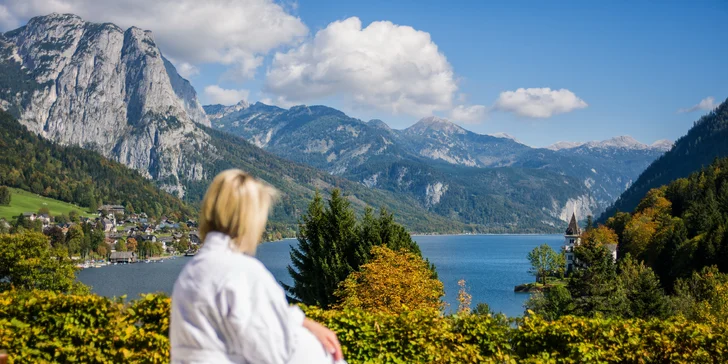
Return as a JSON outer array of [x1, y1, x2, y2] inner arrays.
[[600, 97, 728, 221], [206, 99, 667, 222]]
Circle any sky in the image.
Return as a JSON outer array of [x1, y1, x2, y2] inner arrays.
[[1, 0, 726, 147]]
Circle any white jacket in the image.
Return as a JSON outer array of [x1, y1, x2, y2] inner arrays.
[[170, 232, 339, 364]]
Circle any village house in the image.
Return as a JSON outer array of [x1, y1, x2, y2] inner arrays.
[[102, 218, 115, 232], [22, 212, 37, 221], [189, 231, 201, 245], [109, 251, 137, 264], [98, 205, 125, 216], [37, 214, 52, 225]]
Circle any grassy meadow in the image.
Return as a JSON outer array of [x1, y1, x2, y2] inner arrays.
[[0, 187, 93, 220]]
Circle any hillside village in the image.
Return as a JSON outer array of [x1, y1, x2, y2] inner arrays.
[[1, 202, 200, 267]]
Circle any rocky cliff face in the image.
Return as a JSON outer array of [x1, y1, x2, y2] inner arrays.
[[0, 13, 211, 196]]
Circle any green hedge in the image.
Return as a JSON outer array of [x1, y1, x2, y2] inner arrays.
[[1, 291, 726, 363], [0, 290, 169, 363]]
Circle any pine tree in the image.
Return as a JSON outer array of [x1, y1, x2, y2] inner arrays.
[[618, 255, 672, 318], [286, 191, 331, 306], [324, 189, 359, 279], [286, 190, 433, 307], [0, 186, 10, 206]]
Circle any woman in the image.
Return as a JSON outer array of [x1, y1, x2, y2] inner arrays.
[[170, 170, 345, 364]]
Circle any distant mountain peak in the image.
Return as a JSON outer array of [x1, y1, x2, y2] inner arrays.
[[406, 116, 465, 135], [368, 119, 392, 130], [584, 136, 644, 149], [650, 139, 673, 152], [488, 132, 519, 142], [546, 141, 585, 151], [548, 135, 670, 152]]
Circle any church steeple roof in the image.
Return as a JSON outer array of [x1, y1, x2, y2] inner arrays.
[[565, 212, 580, 236]]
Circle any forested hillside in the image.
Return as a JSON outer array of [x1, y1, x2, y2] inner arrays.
[[601, 98, 728, 220], [181, 125, 468, 233], [0, 111, 194, 219], [607, 157, 728, 288]]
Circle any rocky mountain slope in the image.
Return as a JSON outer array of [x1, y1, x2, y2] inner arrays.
[[0, 13, 671, 233], [601, 97, 728, 221], [207, 102, 668, 221], [0, 13, 470, 233], [0, 13, 212, 197]]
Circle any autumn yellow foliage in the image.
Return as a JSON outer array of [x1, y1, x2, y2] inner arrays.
[[581, 225, 619, 247], [334, 245, 444, 314]]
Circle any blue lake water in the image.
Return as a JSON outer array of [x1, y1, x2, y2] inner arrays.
[[77, 234, 562, 317]]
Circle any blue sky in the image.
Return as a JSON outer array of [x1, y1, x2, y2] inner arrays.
[[3, 0, 727, 147]]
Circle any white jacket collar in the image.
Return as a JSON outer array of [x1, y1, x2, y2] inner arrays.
[[202, 231, 233, 251]]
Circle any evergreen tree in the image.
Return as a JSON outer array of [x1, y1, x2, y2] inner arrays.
[[287, 191, 330, 306], [652, 218, 689, 290], [568, 242, 628, 317], [618, 255, 672, 318], [377, 208, 422, 255], [287, 190, 431, 307], [0, 186, 10, 205], [324, 189, 359, 278], [525, 285, 574, 320]]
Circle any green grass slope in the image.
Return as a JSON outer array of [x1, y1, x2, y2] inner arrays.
[[0, 187, 95, 220], [0, 111, 195, 219]]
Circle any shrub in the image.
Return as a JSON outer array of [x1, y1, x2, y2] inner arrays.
[[334, 246, 443, 315], [0, 290, 169, 363], [0, 290, 726, 363]]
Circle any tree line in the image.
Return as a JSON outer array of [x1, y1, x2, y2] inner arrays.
[[527, 157, 728, 323], [0, 111, 194, 219]]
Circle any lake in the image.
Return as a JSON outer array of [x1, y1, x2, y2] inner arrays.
[[77, 234, 563, 317]]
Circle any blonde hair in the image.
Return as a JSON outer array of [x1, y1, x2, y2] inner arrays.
[[199, 169, 278, 254]]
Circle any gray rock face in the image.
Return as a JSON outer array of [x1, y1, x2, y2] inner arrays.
[[1, 13, 211, 196]]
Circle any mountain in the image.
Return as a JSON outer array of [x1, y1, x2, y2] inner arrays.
[[547, 136, 672, 152], [0, 14, 473, 233], [0, 13, 211, 197], [601, 98, 728, 220], [0, 110, 194, 219], [0, 13, 670, 233], [546, 141, 585, 151], [208, 101, 667, 222]]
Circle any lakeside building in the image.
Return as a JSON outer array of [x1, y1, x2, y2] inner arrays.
[[109, 251, 137, 264], [563, 213, 581, 273], [563, 213, 618, 273]]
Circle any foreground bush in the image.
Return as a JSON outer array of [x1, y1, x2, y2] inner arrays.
[[0, 290, 169, 363], [1, 290, 726, 363]]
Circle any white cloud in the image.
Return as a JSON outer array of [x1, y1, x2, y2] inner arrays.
[[0, 0, 308, 79], [493, 88, 588, 118], [678, 96, 716, 113], [203, 85, 249, 105], [259, 96, 298, 109], [265, 17, 457, 117], [449, 104, 487, 124], [165, 56, 198, 78]]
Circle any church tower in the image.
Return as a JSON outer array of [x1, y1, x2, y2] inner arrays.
[[563, 212, 581, 273]]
